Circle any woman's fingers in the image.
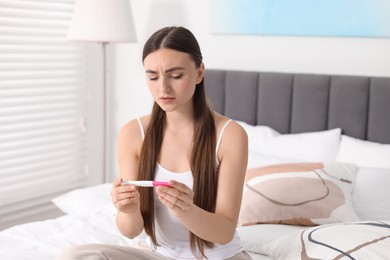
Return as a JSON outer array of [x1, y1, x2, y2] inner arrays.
[[111, 179, 139, 209], [168, 180, 192, 195], [113, 177, 122, 187], [115, 191, 138, 207], [156, 182, 194, 215]]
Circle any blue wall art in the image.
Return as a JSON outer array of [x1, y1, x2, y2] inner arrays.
[[211, 0, 390, 38]]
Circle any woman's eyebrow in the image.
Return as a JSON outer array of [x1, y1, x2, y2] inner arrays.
[[165, 67, 185, 73], [145, 67, 185, 74]]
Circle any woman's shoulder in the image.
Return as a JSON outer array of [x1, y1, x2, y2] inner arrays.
[[118, 115, 152, 141], [213, 112, 246, 138], [213, 112, 248, 162]]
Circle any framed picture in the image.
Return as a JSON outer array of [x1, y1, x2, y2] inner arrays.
[[211, 0, 390, 38]]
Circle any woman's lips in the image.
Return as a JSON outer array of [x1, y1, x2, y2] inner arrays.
[[160, 97, 175, 102]]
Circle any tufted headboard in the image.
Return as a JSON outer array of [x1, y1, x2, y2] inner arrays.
[[204, 69, 390, 144]]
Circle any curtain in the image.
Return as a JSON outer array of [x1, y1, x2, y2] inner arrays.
[[0, 0, 99, 230]]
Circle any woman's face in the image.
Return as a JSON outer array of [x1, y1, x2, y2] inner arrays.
[[143, 48, 204, 113]]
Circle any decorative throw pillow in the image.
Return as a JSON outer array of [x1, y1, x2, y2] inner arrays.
[[238, 162, 360, 226], [262, 220, 390, 260]]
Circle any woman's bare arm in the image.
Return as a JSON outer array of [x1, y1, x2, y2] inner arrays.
[[113, 119, 145, 238]]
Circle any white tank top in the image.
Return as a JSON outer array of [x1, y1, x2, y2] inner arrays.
[[136, 118, 244, 259]]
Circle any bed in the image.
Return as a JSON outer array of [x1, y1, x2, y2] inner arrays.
[[1, 69, 390, 260]]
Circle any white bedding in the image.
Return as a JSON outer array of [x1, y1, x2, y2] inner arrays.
[[0, 206, 135, 260], [1, 126, 390, 260], [3, 179, 388, 260], [0, 201, 283, 260], [0, 182, 301, 260], [2, 209, 389, 260]]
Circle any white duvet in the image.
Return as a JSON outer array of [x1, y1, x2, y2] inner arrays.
[[0, 203, 283, 260], [2, 211, 390, 260], [0, 206, 139, 260], [0, 182, 280, 260], [2, 159, 390, 260]]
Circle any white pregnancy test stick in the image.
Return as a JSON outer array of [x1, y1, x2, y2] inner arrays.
[[121, 180, 171, 187]]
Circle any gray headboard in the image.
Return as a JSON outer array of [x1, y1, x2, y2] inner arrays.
[[204, 69, 390, 144]]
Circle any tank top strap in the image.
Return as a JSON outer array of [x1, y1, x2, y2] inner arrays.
[[136, 117, 145, 140], [215, 119, 233, 159]]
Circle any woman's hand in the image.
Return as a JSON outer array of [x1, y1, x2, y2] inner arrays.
[[111, 177, 140, 215], [156, 180, 194, 218]]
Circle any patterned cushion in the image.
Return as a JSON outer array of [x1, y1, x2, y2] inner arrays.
[[238, 162, 360, 226]]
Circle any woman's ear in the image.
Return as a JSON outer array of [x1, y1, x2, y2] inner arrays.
[[196, 63, 205, 84]]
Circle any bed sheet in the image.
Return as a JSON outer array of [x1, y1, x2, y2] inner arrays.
[[0, 204, 301, 260], [0, 206, 140, 260], [3, 158, 389, 260]]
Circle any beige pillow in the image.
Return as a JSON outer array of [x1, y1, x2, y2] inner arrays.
[[238, 162, 360, 226]]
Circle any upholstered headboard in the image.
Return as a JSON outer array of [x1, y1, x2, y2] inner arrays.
[[204, 69, 390, 144]]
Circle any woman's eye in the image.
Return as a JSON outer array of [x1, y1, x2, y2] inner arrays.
[[172, 74, 183, 79], [149, 77, 158, 81]]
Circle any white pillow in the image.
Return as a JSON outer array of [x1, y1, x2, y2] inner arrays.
[[352, 167, 390, 220], [247, 151, 298, 169], [337, 135, 390, 169], [52, 183, 113, 214], [237, 121, 341, 162], [237, 121, 279, 153]]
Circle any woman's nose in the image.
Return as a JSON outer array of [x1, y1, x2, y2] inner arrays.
[[159, 77, 171, 92]]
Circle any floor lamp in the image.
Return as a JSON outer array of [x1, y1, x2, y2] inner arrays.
[[67, 0, 137, 183]]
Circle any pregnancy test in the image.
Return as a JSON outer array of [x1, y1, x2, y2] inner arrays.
[[121, 180, 171, 187]]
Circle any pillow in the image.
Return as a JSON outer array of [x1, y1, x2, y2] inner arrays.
[[352, 167, 390, 220], [337, 135, 390, 169], [237, 121, 341, 162], [52, 183, 113, 214], [237, 121, 280, 154], [247, 151, 298, 169], [263, 128, 342, 162], [238, 162, 360, 226], [262, 220, 390, 260]]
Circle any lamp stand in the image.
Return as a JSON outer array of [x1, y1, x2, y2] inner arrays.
[[102, 42, 108, 183]]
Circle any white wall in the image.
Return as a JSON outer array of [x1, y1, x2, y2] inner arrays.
[[106, 0, 390, 180]]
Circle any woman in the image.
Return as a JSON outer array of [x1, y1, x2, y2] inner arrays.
[[58, 26, 249, 260]]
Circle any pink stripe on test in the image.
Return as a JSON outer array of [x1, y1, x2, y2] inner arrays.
[[152, 181, 171, 187]]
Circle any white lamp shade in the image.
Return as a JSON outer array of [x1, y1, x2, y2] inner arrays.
[[68, 0, 137, 43]]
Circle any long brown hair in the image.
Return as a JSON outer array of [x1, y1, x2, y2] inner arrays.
[[138, 26, 217, 258]]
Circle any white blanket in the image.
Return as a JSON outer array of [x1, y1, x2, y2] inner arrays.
[[0, 204, 278, 260], [0, 206, 138, 260]]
